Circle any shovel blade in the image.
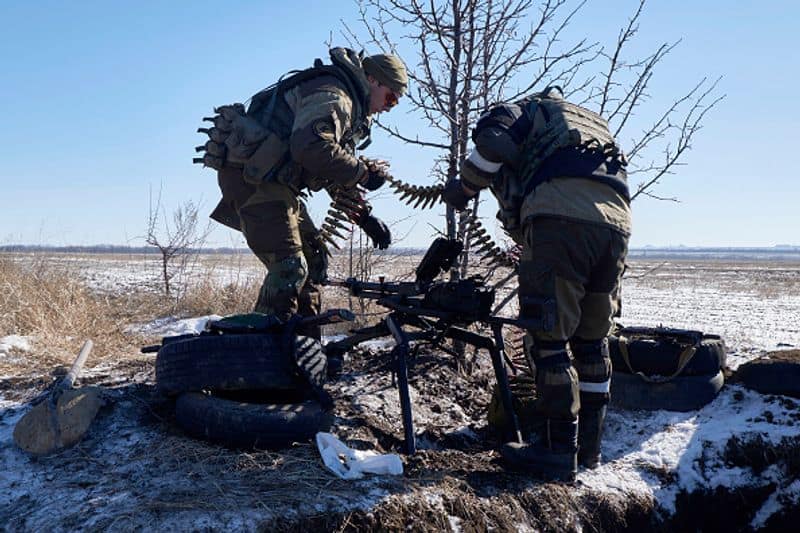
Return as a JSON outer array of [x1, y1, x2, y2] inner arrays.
[[13, 387, 103, 456]]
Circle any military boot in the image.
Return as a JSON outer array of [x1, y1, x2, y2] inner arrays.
[[578, 405, 606, 469], [571, 337, 612, 470], [501, 418, 578, 482]]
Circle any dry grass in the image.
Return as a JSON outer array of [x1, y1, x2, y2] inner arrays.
[[0, 252, 398, 377], [0, 255, 263, 376], [0, 256, 132, 372]]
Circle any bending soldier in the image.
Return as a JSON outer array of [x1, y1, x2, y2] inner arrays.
[[196, 48, 407, 338], [442, 87, 631, 481]]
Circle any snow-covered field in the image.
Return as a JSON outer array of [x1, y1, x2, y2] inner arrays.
[[1, 252, 799, 530]]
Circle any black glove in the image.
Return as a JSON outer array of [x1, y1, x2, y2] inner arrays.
[[441, 179, 472, 211], [359, 214, 392, 249], [361, 168, 386, 191]]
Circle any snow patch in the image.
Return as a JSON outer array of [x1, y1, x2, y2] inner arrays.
[[127, 315, 222, 338], [0, 335, 33, 354], [752, 479, 800, 529], [0, 335, 34, 363]]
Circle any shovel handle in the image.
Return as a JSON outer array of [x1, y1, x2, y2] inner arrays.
[[59, 340, 94, 391]]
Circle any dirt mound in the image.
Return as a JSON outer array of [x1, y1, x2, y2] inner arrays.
[[732, 349, 800, 398], [756, 349, 800, 364]]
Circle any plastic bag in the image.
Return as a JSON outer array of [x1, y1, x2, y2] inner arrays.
[[315, 432, 403, 480]]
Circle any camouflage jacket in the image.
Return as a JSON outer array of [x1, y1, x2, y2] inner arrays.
[[252, 47, 372, 193]]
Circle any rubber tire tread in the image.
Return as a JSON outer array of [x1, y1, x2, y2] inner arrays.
[[295, 335, 327, 388], [175, 392, 333, 449], [737, 359, 800, 398], [156, 333, 297, 395], [609, 334, 726, 377], [610, 370, 724, 412]]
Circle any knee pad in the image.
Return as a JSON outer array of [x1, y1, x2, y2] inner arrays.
[[570, 337, 611, 408], [261, 254, 309, 318], [525, 338, 569, 375]]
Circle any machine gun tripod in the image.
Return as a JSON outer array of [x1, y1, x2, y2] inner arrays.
[[326, 238, 555, 454]]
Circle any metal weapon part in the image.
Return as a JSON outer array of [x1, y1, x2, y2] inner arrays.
[[325, 238, 556, 454]]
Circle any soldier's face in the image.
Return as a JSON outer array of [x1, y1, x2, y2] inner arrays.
[[368, 78, 400, 115]]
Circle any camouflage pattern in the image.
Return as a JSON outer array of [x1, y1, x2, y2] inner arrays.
[[237, 180, 326, 327], [283, 72, 370, 191], [460, 106, 631, 237], [210, 49, 383, 325]]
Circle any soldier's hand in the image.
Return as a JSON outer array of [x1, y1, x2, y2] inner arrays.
[[442, 179, 473, 211], [361, 168, 386, 191], [359, 157, 390, 191], [358, 215, 392, 249]]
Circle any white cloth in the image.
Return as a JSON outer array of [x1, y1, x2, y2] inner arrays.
[[315, 432, 403, 480]]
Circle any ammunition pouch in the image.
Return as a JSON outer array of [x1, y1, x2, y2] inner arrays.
[[194, 104, 291, 186]]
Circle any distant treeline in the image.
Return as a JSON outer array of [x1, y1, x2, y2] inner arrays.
[[2, 244, 797, 259], [628, 246, 800, 261], [0, 244, 251, 254], [0, 244, 430, 255]]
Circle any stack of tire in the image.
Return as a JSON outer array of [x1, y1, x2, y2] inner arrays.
[[155, 330, 332, 449], [608, 326, 727, 411]]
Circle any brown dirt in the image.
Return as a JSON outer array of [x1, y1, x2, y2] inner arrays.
[[758, 349, 800, 364]]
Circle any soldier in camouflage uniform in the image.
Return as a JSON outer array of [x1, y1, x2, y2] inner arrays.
[[198, 48, 407, 338], [442, 87, 631, 481]]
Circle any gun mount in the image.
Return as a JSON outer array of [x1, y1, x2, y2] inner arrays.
[[327, 238, 555, 454]]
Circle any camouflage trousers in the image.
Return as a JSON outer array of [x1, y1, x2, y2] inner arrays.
[[234, 179, 328, 337], [517, 216, 628, 422]]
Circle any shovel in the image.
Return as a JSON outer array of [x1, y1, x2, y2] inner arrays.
[[13, 340, 104, 456]]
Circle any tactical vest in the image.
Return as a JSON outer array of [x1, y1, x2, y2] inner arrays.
[[195, 48, 372, 191], [478, 88, 629, 233], [518, 88, 629, 201]]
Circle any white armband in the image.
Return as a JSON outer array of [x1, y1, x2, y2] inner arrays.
[[467, 149, 503, 173]]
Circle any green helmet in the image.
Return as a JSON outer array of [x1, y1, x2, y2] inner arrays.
[[362, 53, 408, 96]]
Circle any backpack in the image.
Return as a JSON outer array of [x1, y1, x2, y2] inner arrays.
[[193, 48, 371, 185]]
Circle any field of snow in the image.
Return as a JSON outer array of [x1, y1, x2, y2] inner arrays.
[[1, 251, 799, 530]]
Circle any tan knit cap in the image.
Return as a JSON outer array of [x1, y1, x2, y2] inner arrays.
[[362, 54, 408, 96]]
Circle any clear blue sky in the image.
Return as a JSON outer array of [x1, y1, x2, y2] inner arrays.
[[1, 1, 797, 248]]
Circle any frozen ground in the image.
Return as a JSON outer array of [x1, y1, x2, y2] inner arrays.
[[1, 253, 799, 530]]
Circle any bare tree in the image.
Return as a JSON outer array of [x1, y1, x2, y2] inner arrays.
[[145, 187, 212, 296], [346, 0, 596, 245], [343, 0, 723, 251]]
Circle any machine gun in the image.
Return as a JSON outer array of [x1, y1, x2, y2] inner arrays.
[[327, 238, 555, 454]]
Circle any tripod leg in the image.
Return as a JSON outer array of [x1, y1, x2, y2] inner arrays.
[[386, 314, 416, 454], [490, 324, 523, 444]]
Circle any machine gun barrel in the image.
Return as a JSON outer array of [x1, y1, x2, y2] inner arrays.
[[328, 277, 421, 298]]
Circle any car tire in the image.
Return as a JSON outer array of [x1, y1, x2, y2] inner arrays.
[[175, 392, 333, 449], [609, 370, 725, 412], [609, 331, 726, 377], [155, 333, 304, 395]]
